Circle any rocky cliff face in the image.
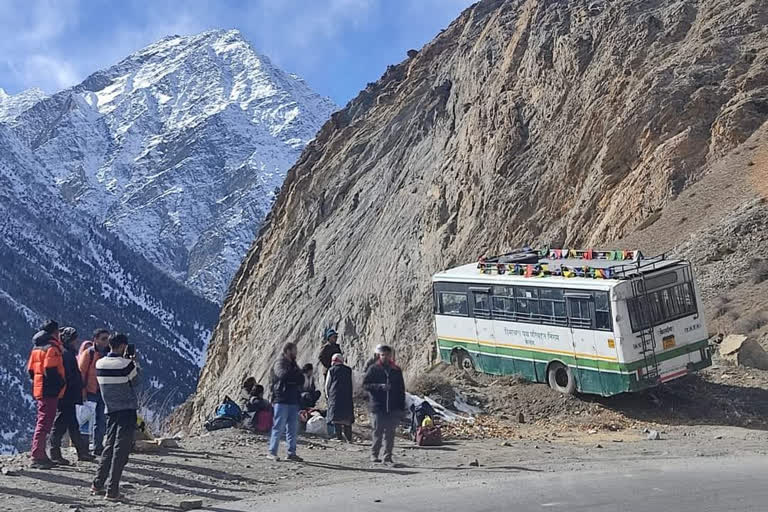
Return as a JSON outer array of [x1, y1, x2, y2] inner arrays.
[[183, 0, 768, 426]]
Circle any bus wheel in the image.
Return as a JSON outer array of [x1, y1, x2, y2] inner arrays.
[[547, 362, 576, 395], [451, 350, 475, 372]]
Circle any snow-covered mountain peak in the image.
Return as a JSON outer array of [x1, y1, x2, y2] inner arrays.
[[0, 87, 47, 123], [9, 29, 336, 301]]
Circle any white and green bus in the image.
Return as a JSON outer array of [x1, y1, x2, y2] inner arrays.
[[432, 249, 711, 396]]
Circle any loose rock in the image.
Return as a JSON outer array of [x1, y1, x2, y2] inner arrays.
[[180, 499, 204, 510]]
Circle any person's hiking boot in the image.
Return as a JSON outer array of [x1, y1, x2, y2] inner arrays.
[[383, 455, 394, 464], [370, 454, 382, 463], [93, 448, 103, 457], [105, 491, 123, 502], [91, 485, 106, 496], [286, 454, 304, 463], [49, 449, 71, 466], [78, 453, 97, 463], [30, 458, 56, 469], [266, 453, 280, 462]]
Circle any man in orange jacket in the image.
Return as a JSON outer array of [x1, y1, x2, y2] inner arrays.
[[27, 320, 66, 469], [78, 328, 110, 455]]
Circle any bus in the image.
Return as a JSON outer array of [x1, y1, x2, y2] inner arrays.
[[432, 248, 711, 396]]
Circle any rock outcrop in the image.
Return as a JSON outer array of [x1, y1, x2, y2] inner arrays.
[[182, 0, 768, 427]]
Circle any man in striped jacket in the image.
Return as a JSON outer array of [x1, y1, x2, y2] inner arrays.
[[91, 333, 139, 502]]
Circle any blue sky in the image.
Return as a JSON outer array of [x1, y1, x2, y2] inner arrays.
[[0, 0, 474, 105]]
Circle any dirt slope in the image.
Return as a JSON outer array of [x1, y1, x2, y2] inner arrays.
[[179, 0, 768, 429]]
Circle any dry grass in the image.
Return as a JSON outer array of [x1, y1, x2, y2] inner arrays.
[[750, 259, 768, 284], [712, 294, 732, 318], [733, 312, 768, 335]]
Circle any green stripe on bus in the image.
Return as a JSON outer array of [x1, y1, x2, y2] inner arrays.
[[437, 337, 708, 374]]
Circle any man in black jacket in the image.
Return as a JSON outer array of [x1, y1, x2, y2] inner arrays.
[[318, 328, 341, 381], [50, 327, 94, 464], [268, 342, 304, 462], [363, 345, 406, 464], [326, 353, 354, 442]]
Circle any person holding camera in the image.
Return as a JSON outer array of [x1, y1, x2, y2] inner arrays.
[[363, 345, 405, 464], [91, 333, 139, 502]]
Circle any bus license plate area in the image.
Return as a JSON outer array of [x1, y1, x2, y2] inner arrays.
[[662, 335, 676, 350]]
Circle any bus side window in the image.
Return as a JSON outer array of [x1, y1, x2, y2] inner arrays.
[[594, 291, 611, 330], [440, 292, 469, 316], [568, 299, 592, 329], [515, 287, 539, 319]]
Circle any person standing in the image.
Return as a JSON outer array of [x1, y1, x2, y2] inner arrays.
[[26, 320, 66, 469], [50, 327, 94, 464], [363, 345, 405, 464], [91, 333, 139, 502], [78, 328, 110, 455], [326, 353, 354, 442], [268, 342, 304, 462], [318, 328, 341, 380], [363, 344, 384, 372]]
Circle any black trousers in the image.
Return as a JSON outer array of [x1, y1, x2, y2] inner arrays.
[[50, 401, 87, 456], [93, 410, 136, 494], [334, 424, 353, 442]]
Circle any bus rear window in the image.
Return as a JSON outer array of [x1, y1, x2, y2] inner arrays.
[[440, 292, 469, 316], [628, 282, 697, 331]]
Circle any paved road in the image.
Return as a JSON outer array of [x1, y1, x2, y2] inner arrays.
[[206, 455, 768, 512]]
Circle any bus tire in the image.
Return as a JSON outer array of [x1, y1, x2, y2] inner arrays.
[[547, 362, 576, 395], [451, 350, 475, 372]]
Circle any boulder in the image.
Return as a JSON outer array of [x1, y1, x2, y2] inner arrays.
[[156, 437, 179, 448], [720, 335, 768, 370], [180, 499, 203, 510]]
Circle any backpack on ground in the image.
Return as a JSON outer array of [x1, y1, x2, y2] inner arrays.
[[215, 395, 243, 422], [415, 425, 443, 446], [410, 401, 437, 440], [204, 416, 239, 432]]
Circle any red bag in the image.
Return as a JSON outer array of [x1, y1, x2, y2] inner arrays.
[[415, 425, 443, 446], [255, 409, 273, 433]]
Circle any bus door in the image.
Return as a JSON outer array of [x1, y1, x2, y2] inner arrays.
[[469, 287, 498, 374], [565, 293, 598, 393]]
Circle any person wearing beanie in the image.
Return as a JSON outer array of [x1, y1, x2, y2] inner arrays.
[[318, 328, 342, 380], [50, 327, 94, 464], [363, 345, 406, 464], [326, 353, 354, 442]]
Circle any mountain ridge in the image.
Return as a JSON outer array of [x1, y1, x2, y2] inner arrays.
[[9, 28, 337, 301]]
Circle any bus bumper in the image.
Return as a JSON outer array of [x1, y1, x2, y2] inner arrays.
[[629, 344, 712, 392]]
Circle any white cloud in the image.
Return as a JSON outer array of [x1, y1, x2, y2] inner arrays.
[[0, 0, 81, 92], [9, 55, 79, 90]]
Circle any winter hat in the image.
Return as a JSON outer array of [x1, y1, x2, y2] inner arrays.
[[323, 327, 338, 341], [331, 353, 344, 365], [60, 327, 78, 345]]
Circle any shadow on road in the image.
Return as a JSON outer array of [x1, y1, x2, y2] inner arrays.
[[0, 485, 81, 506], [303, 461, 418, 476]]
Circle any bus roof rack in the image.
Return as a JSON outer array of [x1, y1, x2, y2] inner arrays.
[[477, 248, 675, 280]]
